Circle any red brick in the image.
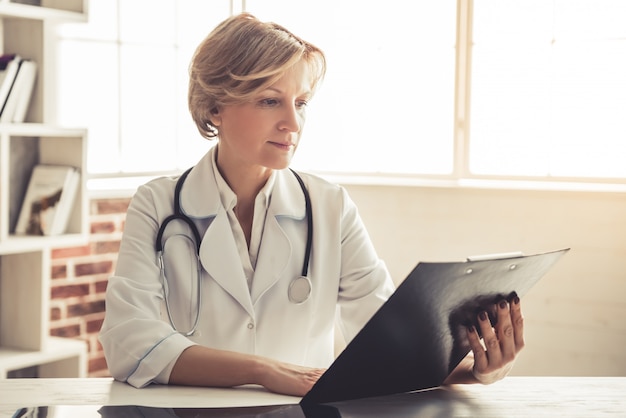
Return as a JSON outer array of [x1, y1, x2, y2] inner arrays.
[[87, 317, 104, 334], [95, 279, 108, 294], [51, 283, 90, 299], [44, 197, 128, 379], [75, 261, 113, 277], [95, 339, 103, 352], [50, 324, 81, 338], [50, 307, 62, 321], [90, 221, 115, 234], [93, 240, 120, 254], [52, 245, 91, 259], [67, 300, 106, 317], [88, 355, 109, 375], [96, 199, 130, 215], [51, 264, 67, 279]]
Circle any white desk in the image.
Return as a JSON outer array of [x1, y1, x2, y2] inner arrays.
[[1, 376, 625, 417]]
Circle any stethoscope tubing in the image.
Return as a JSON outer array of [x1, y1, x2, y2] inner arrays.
[[156, 167, 199, 254], [288, 168, 313, 278]]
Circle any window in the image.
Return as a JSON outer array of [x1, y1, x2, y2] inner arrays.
[[470, 0, 626, 180], [55, 0, 231, 176], [244, 0, 457, 175], [54, 0, 626, 188]]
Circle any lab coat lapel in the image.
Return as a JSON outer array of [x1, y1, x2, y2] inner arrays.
[[250, 214, 291, 305], [250, 170, 306, 305], [199, 210, 254, 317], [181, 149, 254, 318]]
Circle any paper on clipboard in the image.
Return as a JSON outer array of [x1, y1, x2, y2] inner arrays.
[[301, 248, 570, 405]]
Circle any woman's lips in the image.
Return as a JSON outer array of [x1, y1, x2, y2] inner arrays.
[[269, 141, 295, 151]]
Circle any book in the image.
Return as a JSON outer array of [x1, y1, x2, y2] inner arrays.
[[0, 54, 21, 116], [0, 59, 37, 123], [0, 54, 16, 87], [301, 248, 570, 405], [15, 164, 81, 236]]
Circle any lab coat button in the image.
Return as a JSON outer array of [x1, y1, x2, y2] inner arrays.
[[247, 322, 254, 329]]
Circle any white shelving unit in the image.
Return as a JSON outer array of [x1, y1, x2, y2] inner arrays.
[[0, 0, 89, 378]]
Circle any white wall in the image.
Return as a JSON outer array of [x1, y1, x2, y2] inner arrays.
[[342, 183, 626, 376]]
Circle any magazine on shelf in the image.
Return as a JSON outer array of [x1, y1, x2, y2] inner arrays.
[[15, 164, 81, 236], [0, 54, 21, 115], [0, 59, 37, 123]]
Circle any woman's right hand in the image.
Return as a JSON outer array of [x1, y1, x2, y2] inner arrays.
[[256, 358, 326, 396]]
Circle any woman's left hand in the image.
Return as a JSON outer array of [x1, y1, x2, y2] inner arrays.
[[466, 294, 524, 384]]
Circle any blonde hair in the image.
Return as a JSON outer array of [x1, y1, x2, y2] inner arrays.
[[188, 13, 327, 140]]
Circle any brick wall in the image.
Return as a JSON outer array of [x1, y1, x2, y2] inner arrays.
[[50, 198, 130, 377]]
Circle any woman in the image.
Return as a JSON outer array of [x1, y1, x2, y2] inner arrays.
[[99, 12, 523, 397]]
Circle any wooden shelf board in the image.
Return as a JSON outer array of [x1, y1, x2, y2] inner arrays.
[[0, 2, 85, 22], [0, 232, 88, 255], [0, 123, 87, 138], [0, 337, 87, 373]]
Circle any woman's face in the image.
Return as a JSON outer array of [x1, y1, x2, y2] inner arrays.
[[212, 61, 312, 176]]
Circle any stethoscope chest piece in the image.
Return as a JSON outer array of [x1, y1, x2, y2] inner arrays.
[[288, 276, 312, 304]]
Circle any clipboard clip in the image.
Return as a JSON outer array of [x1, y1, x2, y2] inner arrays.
[[466, 251, 524, 262]]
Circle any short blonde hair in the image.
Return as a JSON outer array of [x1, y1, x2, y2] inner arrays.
[[188, 13, 327, 140]]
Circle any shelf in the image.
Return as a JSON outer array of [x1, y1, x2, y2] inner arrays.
[[0, 1, 86, 22], [0, 127, 88, 248], [0, 337, 87, 377], [0, 0, 89, 379], [0, 232, 87, 254], [0, 123, 87, 137]]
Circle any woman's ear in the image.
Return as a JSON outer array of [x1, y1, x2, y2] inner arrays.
[[209, 108, 221, 126]]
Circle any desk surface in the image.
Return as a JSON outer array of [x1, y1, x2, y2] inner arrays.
[[0, 376, 625, 417]]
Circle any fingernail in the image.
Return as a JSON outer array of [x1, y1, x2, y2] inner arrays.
[[499, 300, 508, 309], [468, 325, 476, 333], [507, 291, 521, 305], [479, 311, 487, 321]]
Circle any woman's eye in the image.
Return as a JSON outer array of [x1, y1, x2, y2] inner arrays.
[[258, 98, 308, 109], [259, 98, 279, 107]]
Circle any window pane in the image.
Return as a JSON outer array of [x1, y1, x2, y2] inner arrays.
[[245, 0, 456, 175], [119, 44, 178, 173], [471, 0, 626, 179], [119, 0, 176, 44], [175, 1, 231, 169], [554, 0, 626, 40], [551, 40, 626, 178], [470, 43, 553, 176], [57, 0, 231, 175], [57, 41, 120, 173], [56, 0, 118, 41]]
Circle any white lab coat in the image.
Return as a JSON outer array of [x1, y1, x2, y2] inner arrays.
[[99, 148, 395, 388]]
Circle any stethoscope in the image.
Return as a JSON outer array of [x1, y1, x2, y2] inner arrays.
[[156, 167, 313, 336]]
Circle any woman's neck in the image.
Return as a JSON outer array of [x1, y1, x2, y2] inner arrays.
[[215, 146, 271, 201], [215, 146, 271, 246]]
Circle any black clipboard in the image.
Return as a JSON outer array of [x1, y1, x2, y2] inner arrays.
[[301, 248, 570, 405]]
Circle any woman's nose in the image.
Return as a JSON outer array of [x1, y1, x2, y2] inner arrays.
[[279, 105, 302, 132]]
